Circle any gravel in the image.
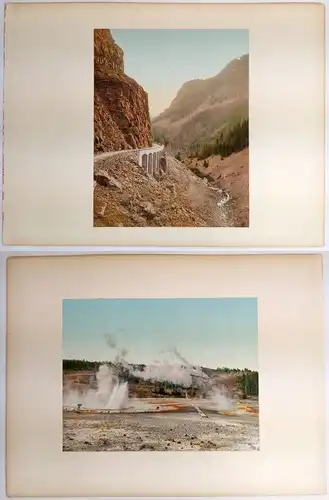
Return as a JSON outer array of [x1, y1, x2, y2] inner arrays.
[[63, 412, 259, 452], [93, 153, 233, 228]]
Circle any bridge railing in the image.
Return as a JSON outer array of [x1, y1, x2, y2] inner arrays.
[[95, 143, 165, 177], [138, 144, 165, 176]]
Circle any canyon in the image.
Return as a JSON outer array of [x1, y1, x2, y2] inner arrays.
[[93, 29, 249, 227]]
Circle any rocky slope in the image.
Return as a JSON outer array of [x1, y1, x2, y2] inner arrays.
[[152, 55, 248, 155], [183, 148, 249, 227], [93, 153, 234, 227], [94, 29, 152, 153]]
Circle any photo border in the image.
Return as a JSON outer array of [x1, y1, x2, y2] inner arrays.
[[2, 1, 325, 247], [6, 254, 326, 497]]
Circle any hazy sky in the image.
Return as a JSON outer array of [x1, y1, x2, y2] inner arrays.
[[111, 29, 249, 118], [63, 298, 258, 370]]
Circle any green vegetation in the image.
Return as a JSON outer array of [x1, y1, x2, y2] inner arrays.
[[189, 119, 249, 160], [216, 366, 254, 373], [216, 366, 258, 397], [237, 371, 258, 398], [152, 133, 169, 146], [216, 367, 240, 373], [63, 359, 103, 371], [153, 119, 248, 165], [63, 359, 146, 373]]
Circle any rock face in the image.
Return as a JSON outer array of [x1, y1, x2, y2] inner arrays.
[[94, 29, 152, 153], [152, 55, 249, 155]]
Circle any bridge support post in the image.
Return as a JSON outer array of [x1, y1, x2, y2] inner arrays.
[[135, 145, 165, 176], [147, 153, 152, 175]]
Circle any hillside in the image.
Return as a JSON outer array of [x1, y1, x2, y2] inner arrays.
[[94, 152, 235, 227], [152, 55, 249, 156], [94, 29, 152, 153], [183, 147, 249, 227], [63, 362, 258, 400]]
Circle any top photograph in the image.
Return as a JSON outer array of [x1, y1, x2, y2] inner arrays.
[[2, 2, 325, 247], [94, 28, 249, 228]]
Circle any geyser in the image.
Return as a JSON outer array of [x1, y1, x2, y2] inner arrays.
[[63, 364, 128, 410], [63, 337, 235, 413]]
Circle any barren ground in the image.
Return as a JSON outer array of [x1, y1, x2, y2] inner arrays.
[[93, 153, 234, 228], [63, 398, 259, 452], [184, 148, 249, 227]]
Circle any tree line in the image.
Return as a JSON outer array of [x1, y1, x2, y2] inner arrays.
[[215, 366, 258, 397], [63, 359, 148, 372], [216, 366, 254, 373], [190, 119, 249, 160], [152, 133, 169, 147], [236, 371, 258, 397], [63, 359, 102, 371], [152, 119, 248, 163], [64, 359, 255, 373]]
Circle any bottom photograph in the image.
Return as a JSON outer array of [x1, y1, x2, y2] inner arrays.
[[62, 297, 259, 452]]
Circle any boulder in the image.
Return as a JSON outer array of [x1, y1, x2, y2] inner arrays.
[[140, 201, 156, 218], [94, 170, 122, 190]]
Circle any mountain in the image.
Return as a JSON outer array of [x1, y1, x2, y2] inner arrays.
[[152, 54, 249, 155], [94, 29, 152, 153]]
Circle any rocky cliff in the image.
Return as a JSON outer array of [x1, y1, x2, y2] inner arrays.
[[152, 54, 249, 155], [94, 29, 152, 153]]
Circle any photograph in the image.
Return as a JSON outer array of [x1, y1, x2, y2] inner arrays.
[[62, 297, 259, 452], [94, 29, 249, 228]]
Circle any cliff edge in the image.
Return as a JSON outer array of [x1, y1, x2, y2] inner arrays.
[[94, 29, 152, 153]]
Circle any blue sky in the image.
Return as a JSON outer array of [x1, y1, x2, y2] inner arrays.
[[63, 298, 258, 370], [111, 29, 249, 117]]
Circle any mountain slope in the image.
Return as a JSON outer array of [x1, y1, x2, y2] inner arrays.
[[152, 54, 249, 155], [94, 29, 152, 153], [183, 147, 249, 227], [93, 153, 234, 227]]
